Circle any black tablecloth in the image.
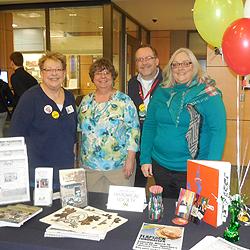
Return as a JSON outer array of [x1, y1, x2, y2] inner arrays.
[[0, 192, 249, 250]]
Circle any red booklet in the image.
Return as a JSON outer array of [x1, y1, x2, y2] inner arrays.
[[186, 160, 231, 227]]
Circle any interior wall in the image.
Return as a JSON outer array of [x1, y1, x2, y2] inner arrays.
[[206, 46, 250, 166], [150, 30, 170, 70], [170, 30, 188, 55]]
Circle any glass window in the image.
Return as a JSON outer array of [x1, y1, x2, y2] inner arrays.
[[126, 17, 138, 39], [23, 53, 43, 83], [113, 9, 122, 91], [141, 28, 148, 45], [12, 9, 46, 52], [126, 44, 133, 87], [4, 9, 46, 82], [50, 6, 103, 93]]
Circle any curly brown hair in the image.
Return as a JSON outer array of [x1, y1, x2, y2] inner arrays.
[[89, 58, 117, 82]]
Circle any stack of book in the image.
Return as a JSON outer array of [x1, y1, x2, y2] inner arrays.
[[0, 204, 43, 227], [40, 205, 127, 241], [0, 137, 30, 205]]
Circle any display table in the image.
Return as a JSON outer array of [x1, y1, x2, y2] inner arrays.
[[0, 192, 249, 250]]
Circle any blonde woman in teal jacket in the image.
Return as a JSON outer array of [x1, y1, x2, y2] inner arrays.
[[140, 48, 226, 198]]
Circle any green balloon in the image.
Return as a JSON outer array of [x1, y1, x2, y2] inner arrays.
[[193, 0, 244, 48]]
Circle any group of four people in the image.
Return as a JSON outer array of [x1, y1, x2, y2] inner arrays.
[[9, 45, 226, 198]]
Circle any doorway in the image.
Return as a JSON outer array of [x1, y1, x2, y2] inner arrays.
[[125, 34, 140, 93]]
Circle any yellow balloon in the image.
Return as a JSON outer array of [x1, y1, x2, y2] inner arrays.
[[193, 0, 243, 48]]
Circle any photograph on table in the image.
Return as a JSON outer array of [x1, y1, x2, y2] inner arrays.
[[189, 193, 209, 224], [175, 188, 195, 220]]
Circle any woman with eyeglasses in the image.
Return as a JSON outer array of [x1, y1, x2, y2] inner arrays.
[[10, 51, 77, 190], [78, 58, 140, 193], [140, 48, 226, 198]]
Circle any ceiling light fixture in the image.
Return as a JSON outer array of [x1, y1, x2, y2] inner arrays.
[[17, 12, 41, 18]]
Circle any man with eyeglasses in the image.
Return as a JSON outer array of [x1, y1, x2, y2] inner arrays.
[[10, 51, 38, 107], [128, 44, 162, 187]]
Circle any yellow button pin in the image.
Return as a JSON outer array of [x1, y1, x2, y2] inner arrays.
[[52, 111, 60, 119]]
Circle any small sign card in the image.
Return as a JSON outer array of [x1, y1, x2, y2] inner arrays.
[[34, 167, 53, 206], [107, 185, 146, 212]]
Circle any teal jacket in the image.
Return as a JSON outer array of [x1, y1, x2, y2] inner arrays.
[[140, 82, 226, 171]]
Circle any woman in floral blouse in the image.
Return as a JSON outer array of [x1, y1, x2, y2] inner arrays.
[[78, 58, 140, 193]]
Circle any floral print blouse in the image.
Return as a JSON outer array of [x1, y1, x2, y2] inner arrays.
[[78, 90, 140, 171]]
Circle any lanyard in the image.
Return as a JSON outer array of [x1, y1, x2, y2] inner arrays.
[[138, 78, 159, 101]]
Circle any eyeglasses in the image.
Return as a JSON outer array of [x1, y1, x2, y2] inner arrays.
[[42, 68, 64, 73], [94, 70, 111, 77], [171, 61, 192, 69], [135, 56, 156, 63]]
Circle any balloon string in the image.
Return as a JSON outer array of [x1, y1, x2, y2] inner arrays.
[[236, 74, 241, 194], [240, 78, 247, 184], [221, 50, 224, 64], [240, 140, 248, 183], [240, 160, 250, 192]]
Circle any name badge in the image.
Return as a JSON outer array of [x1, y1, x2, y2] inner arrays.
[[139, 103, 146, 118], [66, 105, 74, 114], [81, 105, 88, 114]]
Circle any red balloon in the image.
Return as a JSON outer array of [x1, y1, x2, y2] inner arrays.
[[222, 18, 250, 75]]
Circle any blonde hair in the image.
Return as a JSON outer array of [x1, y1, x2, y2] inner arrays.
[[38, 51, 66, 70], [162, 48, 209, 88]]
